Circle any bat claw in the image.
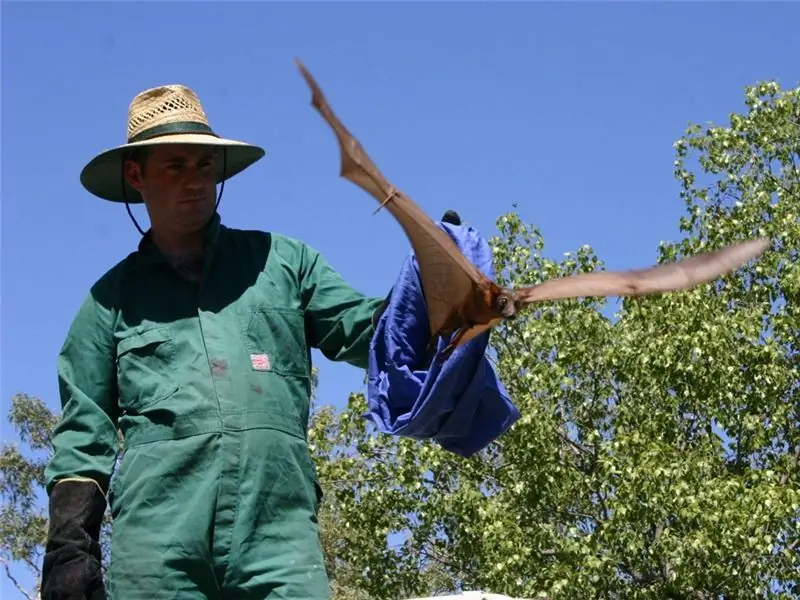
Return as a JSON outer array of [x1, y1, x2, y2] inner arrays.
[[424, 334, 455, 366], [436, 343, 456, 365], [434, 325, 469, 365], [372, 187, 399, 216]]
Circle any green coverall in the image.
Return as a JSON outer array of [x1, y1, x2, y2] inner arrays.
[[45, 213, 385, 599]]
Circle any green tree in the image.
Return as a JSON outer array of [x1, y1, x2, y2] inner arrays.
[[1, 393, 55, 599], [306, 80, 800, 600], [1, 394, 118, 600]]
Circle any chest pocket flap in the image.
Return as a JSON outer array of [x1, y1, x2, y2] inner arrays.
[[116, 326, 178, 412], [117, 326, 174, 357]]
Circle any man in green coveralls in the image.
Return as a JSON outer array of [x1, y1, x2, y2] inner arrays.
[[41, 83, 455, 599]]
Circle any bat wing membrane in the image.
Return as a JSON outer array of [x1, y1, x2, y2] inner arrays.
[[296, 58, 487, 335], [516, 237, 770, 303]]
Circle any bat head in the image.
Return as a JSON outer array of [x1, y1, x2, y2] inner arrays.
[[493, 292, 519, 319]]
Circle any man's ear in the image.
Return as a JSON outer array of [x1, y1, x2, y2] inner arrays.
[[123, 159, 145, 193]]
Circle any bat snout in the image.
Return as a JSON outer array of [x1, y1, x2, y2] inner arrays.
[[494, 293, 519, 319]]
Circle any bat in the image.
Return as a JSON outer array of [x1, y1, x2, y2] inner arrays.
[[294, 58, 771, 361]]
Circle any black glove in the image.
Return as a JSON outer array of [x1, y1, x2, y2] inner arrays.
[[371, 209, 462, 328], [440, 209, 462, 226], [41, 479, 108, 600]]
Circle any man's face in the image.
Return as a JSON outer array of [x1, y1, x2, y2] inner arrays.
[[124, 144, 218, 237]]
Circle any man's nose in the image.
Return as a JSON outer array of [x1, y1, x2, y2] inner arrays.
[[184, 168, 208, 190]]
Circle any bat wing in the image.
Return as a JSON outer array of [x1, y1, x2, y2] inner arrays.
[[295, 58, 489, 336], [514, 237, 770, 303]]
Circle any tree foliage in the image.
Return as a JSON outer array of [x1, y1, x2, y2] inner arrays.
[[2, 80, 798, 600], [1, 394, 116, 600], [1, 394, 54, 599]]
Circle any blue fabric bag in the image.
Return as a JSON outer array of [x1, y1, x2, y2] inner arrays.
[[366, 220, 520, 457]]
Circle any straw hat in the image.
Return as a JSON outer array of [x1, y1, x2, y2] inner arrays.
[[80, 84, 266, 204]]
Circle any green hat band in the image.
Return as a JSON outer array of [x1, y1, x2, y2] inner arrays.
[[128, 121, 219, 143]]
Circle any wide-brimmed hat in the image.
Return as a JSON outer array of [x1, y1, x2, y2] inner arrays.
[[80, 84, 266, 204]]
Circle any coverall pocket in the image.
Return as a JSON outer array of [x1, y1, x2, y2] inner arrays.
[[237, 305, 310, 377], [116, 326, 179, 413]]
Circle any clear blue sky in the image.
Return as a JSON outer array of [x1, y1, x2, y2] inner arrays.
[[2, 2, 799, 597]]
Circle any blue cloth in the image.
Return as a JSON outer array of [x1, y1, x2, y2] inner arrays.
[[366, 220, 520, 457]]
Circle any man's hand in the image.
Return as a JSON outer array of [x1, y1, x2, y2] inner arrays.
[[440, 210, 461, 226], [41, 479, 108, 600]]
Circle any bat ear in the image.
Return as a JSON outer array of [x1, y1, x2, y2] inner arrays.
[[441, 210, 462, 226]]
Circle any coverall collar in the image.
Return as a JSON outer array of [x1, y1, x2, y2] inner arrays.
[[135, 212, 223, 268]]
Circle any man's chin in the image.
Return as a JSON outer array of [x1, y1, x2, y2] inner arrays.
[[172, 205, 215, 228]]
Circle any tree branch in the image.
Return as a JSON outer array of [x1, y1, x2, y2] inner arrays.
[[1, 556, 38, 600]]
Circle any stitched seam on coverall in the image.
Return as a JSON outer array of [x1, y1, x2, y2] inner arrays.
[[195, 260, 239, 590], [123, 412, 307, 447]]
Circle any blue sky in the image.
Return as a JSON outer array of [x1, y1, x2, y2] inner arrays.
[[2, 1, 799, 597]]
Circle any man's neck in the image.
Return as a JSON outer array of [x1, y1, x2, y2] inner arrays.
[[151, 229, 206, 282], [151, 228, 204, 258]]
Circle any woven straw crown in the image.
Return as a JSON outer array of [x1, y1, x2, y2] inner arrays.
[[80, 83, 266, 204], [126, 85, 212, 142]]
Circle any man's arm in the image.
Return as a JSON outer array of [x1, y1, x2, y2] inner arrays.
[[298, 211, 464, 370], [41, 286, 120, 600], [299, 243, 384, 370], [46, 288, 120, 494]]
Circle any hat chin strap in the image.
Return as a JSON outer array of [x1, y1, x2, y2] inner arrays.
[[121, 148, 228, 236]]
